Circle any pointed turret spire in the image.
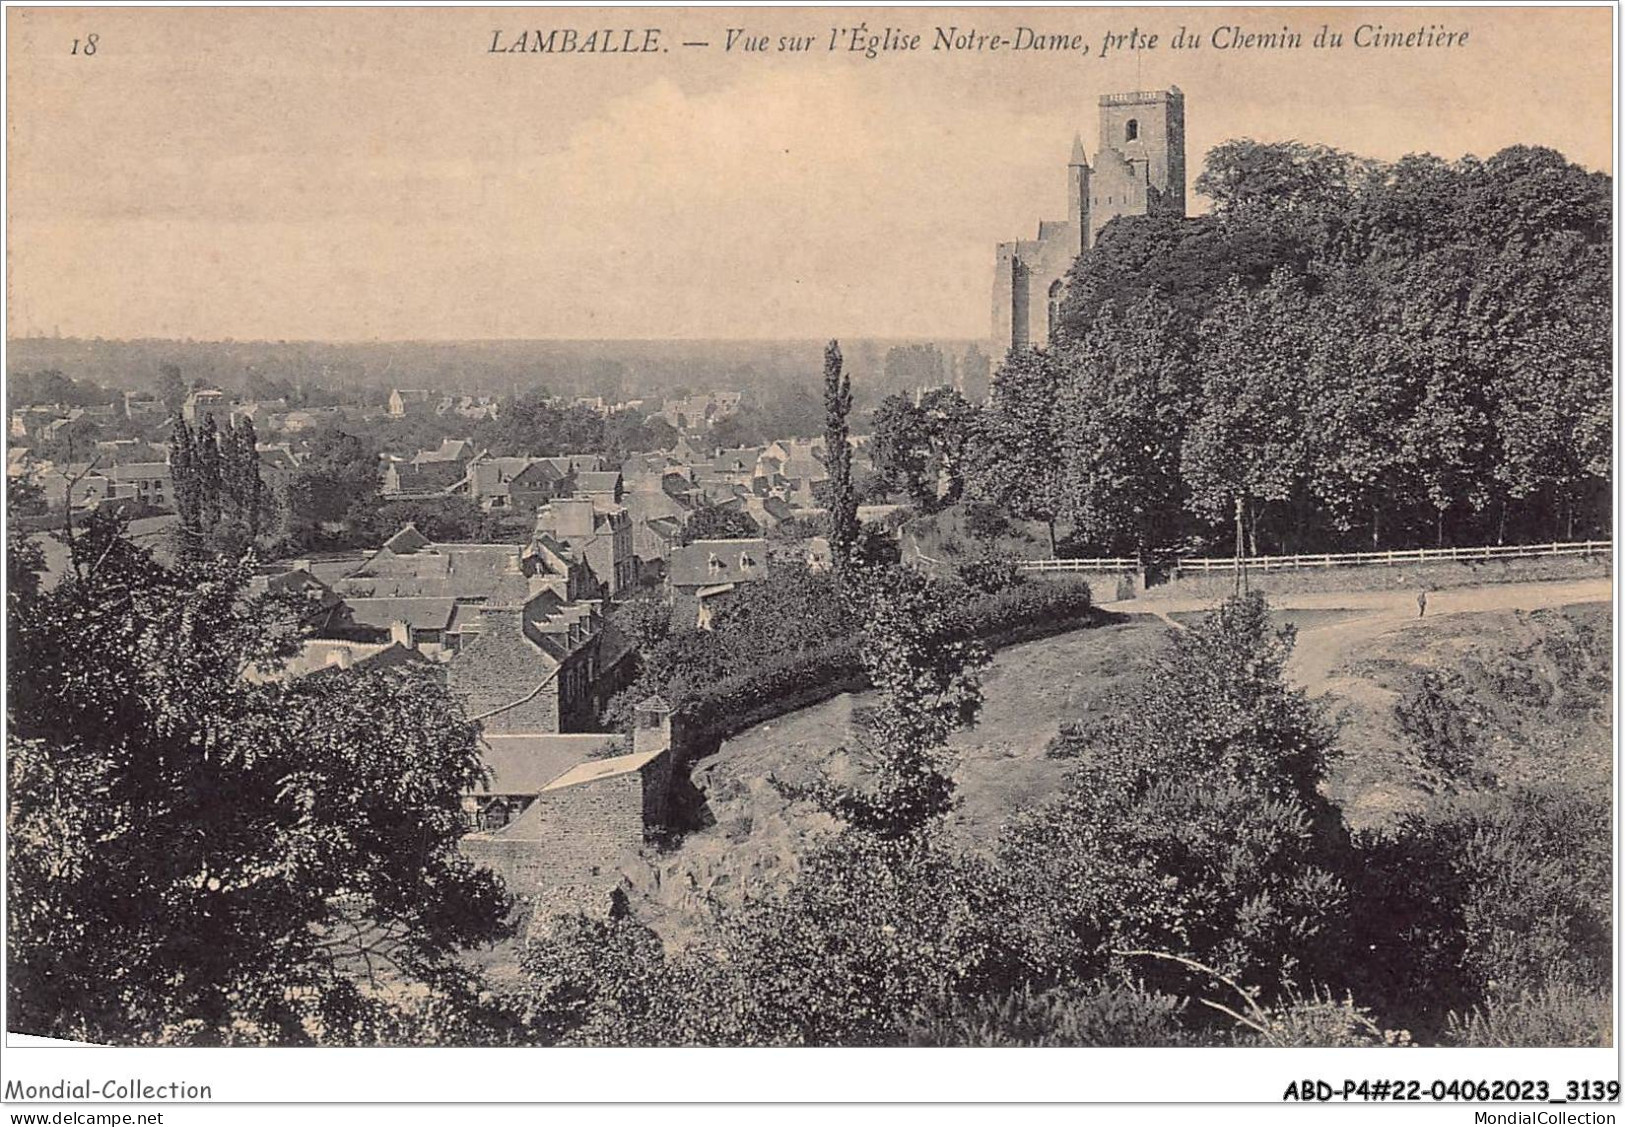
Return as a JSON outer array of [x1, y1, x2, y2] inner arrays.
[[1070, 133, 1088, 167]]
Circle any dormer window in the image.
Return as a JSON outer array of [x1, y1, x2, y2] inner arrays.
[[708, 554, 724, 575], [1125, 118, 1139, 142], [739, 554, 757, 572]]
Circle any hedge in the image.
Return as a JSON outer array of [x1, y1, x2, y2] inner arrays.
[[671, 576, 1097, 747]]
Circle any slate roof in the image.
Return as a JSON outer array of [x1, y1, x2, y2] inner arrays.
[[341, 539, 530, 601], [645, 516, 684, 543], [541, 454, 604, 475], [468, 457, 537, 497], [111, 462, 172, 481], [413, 439, 473, 464], [338, 596, 457, 633], [383, 525, 432, 554], [713, 447, 764, 473], [667, 538, 769, 588], [575, 470, 623, 494]]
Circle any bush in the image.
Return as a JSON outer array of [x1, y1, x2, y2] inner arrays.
[[1000, 773, 1350, 997], [907, 980, 1195, 1047], [681, 834, 1028, 1046], [1392, 669, 1493, 788], [963, 502, 1011, 544], [1445, 983, 1612, 1048], [955, 555, 1027, 594], [999, 594, 1351, 998]]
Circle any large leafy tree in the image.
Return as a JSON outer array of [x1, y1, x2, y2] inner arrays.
[[7, 518, 512, 1044], [805, 566, 991, 838], [1300, 270, 1422, 548], [1057, 292, 1194, 559], [682, 502, 760, 543], [285, 427, 384, 531], [870, 388, 979, 511], [1183, 272, 1314, 556], [473, 390, 605, 458], [869, 393, 935, 507]]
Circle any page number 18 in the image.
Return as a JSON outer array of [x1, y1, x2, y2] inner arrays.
[[70, 33, 99, 56]]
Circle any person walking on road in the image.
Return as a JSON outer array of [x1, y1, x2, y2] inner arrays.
[[1417, 588, 1428, 618]]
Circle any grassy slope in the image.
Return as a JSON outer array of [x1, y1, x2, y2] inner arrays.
[[1322, 602, 1612, 831]]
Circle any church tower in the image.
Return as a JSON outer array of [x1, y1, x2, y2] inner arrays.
[[990, 88, 1187, 356], [1067, 134, 1090, 256], [1091, 86, 1187, 233]]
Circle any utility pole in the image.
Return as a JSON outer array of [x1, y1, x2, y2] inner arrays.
[[1234, 495, 1247, 596]]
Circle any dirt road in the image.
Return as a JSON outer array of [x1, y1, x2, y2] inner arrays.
[[1101, 577, 1612, 695]]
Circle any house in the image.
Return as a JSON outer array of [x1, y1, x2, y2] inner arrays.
[[462, 731, 622, 831], [182, 388, 228, 425], [666, 538, 770, 628], [230, 399, 288, 426], [742, 494, 797, 532], [506, 459, 573, 516], [276, 526, 625, 727], [273, 407, 345, 434], [319, 596, 459, 654], [332, 524, 596, 606], [458, 698, 675, 897], [573, 470, 624, 504], [252, 638, 436, 681], [436, 395, 498, 421], [335, 526, 534, 603], [249, 566, 344, 622], [541, 453, 605, 477], [712, 447, 764, 486], [667, 434, 714, 464], [416, 438, 477, 466], [93, 438, 151, 465], [458, 455, 542, 510], [388, 388, 434, 418], [41, 410, 86, 442], [445, 588, 604, 733], [661, 392, 743, 433], [385, 459, 466, 496], [34, 462, 115, 510], [623, 481, 693, 567], [109, 462, 174, 510]]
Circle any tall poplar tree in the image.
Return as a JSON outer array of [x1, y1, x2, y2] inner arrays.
[[822, 340, 858, 576]]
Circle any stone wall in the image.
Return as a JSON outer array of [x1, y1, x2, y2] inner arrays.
[[461, 753, 667, 893]]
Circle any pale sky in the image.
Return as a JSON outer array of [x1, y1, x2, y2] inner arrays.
[[6, 6, 1614, 341]]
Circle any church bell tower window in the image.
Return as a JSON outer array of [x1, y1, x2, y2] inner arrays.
[[1125, 118, 1139, 142]]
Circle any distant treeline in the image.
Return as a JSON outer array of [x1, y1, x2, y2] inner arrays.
[[4, 337, 988, 418]]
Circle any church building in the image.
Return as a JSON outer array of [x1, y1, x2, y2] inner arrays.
[[991, 88, 1187, 354]]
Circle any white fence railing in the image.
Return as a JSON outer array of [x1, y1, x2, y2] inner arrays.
[[1018, 557, 1139, 573], [1015, 540, 1612, 575]]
